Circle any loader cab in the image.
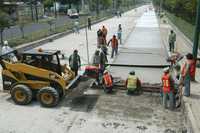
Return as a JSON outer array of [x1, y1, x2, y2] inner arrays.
[[21, 49, 62, 75]]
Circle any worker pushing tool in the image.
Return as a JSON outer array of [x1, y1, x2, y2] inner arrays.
[[161, 67, 175, 110], [102, 70, 114, 93]]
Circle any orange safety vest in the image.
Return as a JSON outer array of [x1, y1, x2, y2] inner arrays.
[[162, 74, 171, 93], [111, 38, 118, 48], [189, 60, 195, 77], [103, 73, 113, 87], [181, 60, 194, 77]]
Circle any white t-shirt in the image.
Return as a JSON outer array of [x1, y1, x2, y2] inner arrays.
[[1, 46, 18, 62], [2, 45, 13, 55]]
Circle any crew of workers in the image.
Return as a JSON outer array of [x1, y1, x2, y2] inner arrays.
[[161, 53, 195, 110], [96, 25, 122, 59], [1, 22, 195, 112]]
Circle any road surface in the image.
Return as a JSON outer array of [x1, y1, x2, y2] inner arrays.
[[0, 5, 186, 133], [112, 10, 168, 66]]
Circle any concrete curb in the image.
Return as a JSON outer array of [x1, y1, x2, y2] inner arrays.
[[185, 102, 199, 133]]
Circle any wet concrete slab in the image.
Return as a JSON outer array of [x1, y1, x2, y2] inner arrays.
[[112, 11, 169, 66], [109, 66, 162, 83]]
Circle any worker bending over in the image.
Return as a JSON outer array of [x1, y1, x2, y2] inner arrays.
[[102, 70, 113, 93], [162, 67, 175, 110], [126, 71, 141, 95]]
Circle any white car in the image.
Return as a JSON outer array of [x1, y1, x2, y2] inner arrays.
[[67, 9, 79, 19]]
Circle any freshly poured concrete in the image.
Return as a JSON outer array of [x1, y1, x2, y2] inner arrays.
[[112, 11, 168, 66]]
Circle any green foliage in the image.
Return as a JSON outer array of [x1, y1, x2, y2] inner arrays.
[[0, 11, 11, 30], [153, 0, 197, 24], [43, 0, 54, 9], [0, 10, 11, 43], [100, 0, 112, 8]]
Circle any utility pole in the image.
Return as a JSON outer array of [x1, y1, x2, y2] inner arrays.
[[54, 0, 57, 18], [96, 0, 99, 15], [85, 19, 90, 65], [193, 0, 200, 58], [30, 0, 34, 21], [192, 0, 200, 79], [159, 0, 163, 16], [34, 0, 38, 22]]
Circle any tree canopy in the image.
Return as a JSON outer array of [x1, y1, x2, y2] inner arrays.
[[153, 0, 197, 24]]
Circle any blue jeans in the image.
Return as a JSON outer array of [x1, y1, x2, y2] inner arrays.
[[163, 91, 175, 110], [184, 77, 191, 97], [111, 47, 118, 58]]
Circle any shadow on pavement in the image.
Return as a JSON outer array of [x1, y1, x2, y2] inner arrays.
[[61, 94, 99, 112]]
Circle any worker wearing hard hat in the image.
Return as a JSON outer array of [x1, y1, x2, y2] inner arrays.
[[102, 70, 113, 93], [126, 71, 141, 95], [2, 40, 13, 55], [1, 41, 18, 62], [161, 67, 175, 110]]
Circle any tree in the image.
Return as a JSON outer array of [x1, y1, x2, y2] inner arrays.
[[0, 11, 11, 45], [100, 0, 112, 9], [43, 0, 54, 10]]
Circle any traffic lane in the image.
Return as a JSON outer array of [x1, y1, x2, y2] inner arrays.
[[4, 15, 71, 40]]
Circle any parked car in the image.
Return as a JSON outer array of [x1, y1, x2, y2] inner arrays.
[[67, 9, 79, 19]]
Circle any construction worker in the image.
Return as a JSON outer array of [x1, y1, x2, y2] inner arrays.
[[108, 35, 118, 58], [73, 19, 79, 34], [88, 17, 92, 30], [102, 25, 108, 44], [2, 40, 13, 54], [69, 49, 81, 76], [98, 46, 108, 72], [168, 30, 176, 52], [162, 67, 175, 110], [126, 71, 141, 95], [92, 50, 101, 67], [181, 53, 193, 97], [102, 70, 113, 93], [117, 24, 122, 44], [97, 29, 103, 47], [92, 50, 101, 84], [2, 40, 18, 62]]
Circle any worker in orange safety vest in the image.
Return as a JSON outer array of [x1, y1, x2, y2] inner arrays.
[[108, 35, 119, 58], [102, 25, 108, 44], [181, 53, 194, 97], [102, 70, 113, 93], [162, 67, 175, 110]]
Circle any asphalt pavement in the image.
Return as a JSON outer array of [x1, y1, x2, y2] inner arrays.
[[3, 16, 70, 40]]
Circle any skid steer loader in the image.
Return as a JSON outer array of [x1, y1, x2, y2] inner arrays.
[[0, 49, 76, 107]]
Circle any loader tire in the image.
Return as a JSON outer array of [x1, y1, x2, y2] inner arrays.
[[11, 84, 32, 105], [37, 87, 59, 107]]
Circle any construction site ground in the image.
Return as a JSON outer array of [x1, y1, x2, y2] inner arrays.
[[0, 5, 196, 133]]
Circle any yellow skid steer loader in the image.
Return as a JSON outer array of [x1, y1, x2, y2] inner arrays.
[[0, 49, 76, 107]]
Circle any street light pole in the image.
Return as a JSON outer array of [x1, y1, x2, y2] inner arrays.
[[193, 0, 200, 59], [54, 0, 57, 18], [85, 19, 90, 65], [192, 0, 200, 80]]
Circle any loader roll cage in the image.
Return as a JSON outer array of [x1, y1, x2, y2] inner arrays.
[[21, 49, 62, 75], [0, 49, 62, 75]]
